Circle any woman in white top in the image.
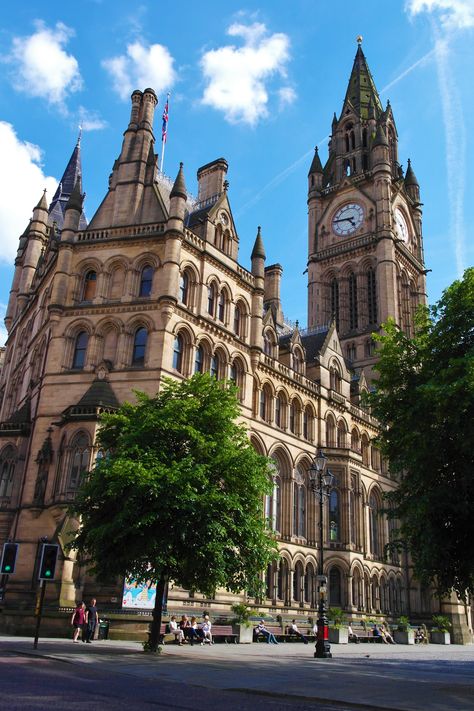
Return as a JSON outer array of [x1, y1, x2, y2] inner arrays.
[[169, 615, 185, 645]]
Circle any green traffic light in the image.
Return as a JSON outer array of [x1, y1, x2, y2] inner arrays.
[[5, 565, 11, 572], [45, 571, 51, 577]]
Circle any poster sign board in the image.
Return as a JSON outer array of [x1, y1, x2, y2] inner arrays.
[[122, 578, 157, 609]]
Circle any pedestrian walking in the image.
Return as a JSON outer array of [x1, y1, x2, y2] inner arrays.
[[85, 598, 99, 643], [71, 602, 86, 643]]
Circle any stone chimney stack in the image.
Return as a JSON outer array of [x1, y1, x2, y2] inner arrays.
[[197, 158, 228, 202]]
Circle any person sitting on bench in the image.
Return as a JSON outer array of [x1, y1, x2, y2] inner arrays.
[[288, 620, 308, 644], [255, 620, 279, 644]]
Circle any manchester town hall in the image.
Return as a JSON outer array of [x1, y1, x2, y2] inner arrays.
[[0, 43, 470, 642]]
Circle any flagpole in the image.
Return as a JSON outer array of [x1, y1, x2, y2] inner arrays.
[[160, 92, 170, 174]]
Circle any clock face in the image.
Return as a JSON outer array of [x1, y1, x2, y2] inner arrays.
[[332, 203, 364, 236], [394, 208, 409, 242], [219, 211, 229, 226]]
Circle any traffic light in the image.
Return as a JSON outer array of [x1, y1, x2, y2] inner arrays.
[[38, 543, 59, 581], [0, 543, 19, 574]]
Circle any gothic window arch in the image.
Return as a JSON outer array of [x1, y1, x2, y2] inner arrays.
[[292, 347, 304, 374], [82, 270, 97, 302], [289, 399, 300, 435], [263, 329, 276, 357], [207, 282, 217, 317], [0, 445, 17, 499], [304, 563, 316, 606], [329, 567, 342, 606], [329, 488, 340, 541], [109, 264, 126, 300], [326, 414, 336, 447], [346, 342, 356, 361], [369, 491, 382, 558], [229, 358, 245, 400], [132, 327, 147, 366], [367, 267, 377, 325], [348, 271, 358, 330], [349, 486, 356, 545], [218, 290, 227, 323], [361, 434, 370, 466], [351, 428, 360, 452], [303, 405, 314, 441], [72, 331, 89, 370], [139, 265, 153, 297], [260, 384, 273, 422], [194, 344, 204, 373], [179, 271, 189, 305], [330, 364, 342, 392], [275, 392, 286, 429], [173, 333, 184, 373], [277, 558, 288, 601], [293, 561, 304, 603], [330, 278, 340, 329], [337, 420, 347, 448], [67, 432, 91, 493], [293, 466, 306, 538]]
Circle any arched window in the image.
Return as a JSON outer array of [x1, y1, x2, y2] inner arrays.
[[0, 446, 16, 499], [263, 331, 273, 356], [67, 433, 90, 491], [369, 492, 381, 557], [275, 393, 282, 428], [293, 349, 303, 374], [293, 561, 304, 603], [305, 564, 315, 606], [207, 283, 217, 316], [139, 265, 153, 297], [210, 353, 219, 379], [330, 366, 342, 393], [351, 428, 360, 452], [337, 421, 346, 448], [329, 489, 340, 541], [218, 291, 226, 322], [348, 272, 358, 330], [173, 334, 184, 372], [289, 401, 296, 434], [82, 270, 97, 301], [234, 303, 241, 335], [194, 345, 204, 373], [361, 435, 370, 466], [349, 488, 356, 544], [346, 343, 356, 361], [72, 331, 88, 369], [303, 406, 313, 440], [367, 267, 377, 325], [265, 563, 274, 599], [330, 278, 339, 329], [293, 474, 306, 538], [329, 568, 342, 606], [131, 327, 147, 366], [326, 415, 336, 447], [277, 559, 287, 601], [362, 128, 368, 148], [179, 271, 189, 305]]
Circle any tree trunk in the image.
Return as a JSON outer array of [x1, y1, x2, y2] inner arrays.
[[148, 575, 168, 651]]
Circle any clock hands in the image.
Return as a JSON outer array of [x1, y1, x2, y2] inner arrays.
[[334, 217, 355, 225]]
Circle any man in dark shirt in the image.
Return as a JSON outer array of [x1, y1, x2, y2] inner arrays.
[[85, 598, 99, 643]]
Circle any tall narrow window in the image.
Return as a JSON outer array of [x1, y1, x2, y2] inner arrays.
[[132, 328, 147, 366], [82, 271, 97, 301], [139, 265, 153, 297], [289, 402, 296, 433], [367, 268, 377, 325], [234, 304, 241, 336], [72, 331, 88, 369], [303, 409, 309, 439], [218, 291, 225, 322], [349, 489, 356, 544], [370, 492, 381, 557], [210, 354, 218, 379], [180, 272, 189, 305], [329, 568, 342, 606], [194, 345, 204, 373], [348, 272, 358, 330], [362, 128, 368, 148], [275, 394, 283, 428], [173, 334, 184, 372], [329, 489, 340, 541], [68, 433, 90, 491], [259, 389, 266, 419], [330, 278, 339, 330], [207, 284, 216, 316], [0, 446, 16, 499], [263, 333, 273, 356]]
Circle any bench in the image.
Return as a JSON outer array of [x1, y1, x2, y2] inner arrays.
[[159, 623, 237, 645]]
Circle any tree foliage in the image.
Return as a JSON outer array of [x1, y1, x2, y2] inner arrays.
[[369, 268, 474, 599], [70, 374, 277, 648]]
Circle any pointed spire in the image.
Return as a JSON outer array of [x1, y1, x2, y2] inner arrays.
[[372, 123, 388, 147], [65, 179, 84, 212], [342, 41, 382, 119], [308, 146, 323, 175], [404, 158, 419, 187], [48, 135, 87, 230], [170, 162, 187, 200], [35, 189, 48, 211], [251, 226, 266, 260]]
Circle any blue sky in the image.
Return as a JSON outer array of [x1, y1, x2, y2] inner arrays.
[[1, 0, 473, 345]]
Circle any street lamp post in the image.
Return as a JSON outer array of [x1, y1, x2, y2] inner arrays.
[[309, 449, 334, 659]]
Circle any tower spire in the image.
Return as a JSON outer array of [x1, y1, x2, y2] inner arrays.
[[342, 41, 382, 119], [48, 136, 87, 231]]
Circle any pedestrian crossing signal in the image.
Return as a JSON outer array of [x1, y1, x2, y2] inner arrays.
[[38, 543, 59, 581], [0, 543, 19, 574]]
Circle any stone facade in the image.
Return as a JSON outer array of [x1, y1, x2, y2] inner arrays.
[[0, 46, 456, 634]]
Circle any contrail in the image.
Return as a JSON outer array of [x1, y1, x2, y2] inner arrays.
[[433, 35, 466, 275], [236, 48, 436, 218]]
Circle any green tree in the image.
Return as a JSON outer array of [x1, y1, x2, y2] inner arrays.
[[70, 374, 277, 651], [369, 268, 474, 598]]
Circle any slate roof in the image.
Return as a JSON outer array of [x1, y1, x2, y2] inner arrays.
[[342, 45, 382, 119], [75, 379, 120, 410], [278, 328, 329, 363], [48, 136, 88, 231]]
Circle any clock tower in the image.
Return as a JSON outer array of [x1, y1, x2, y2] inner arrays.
[[307, 39, 427, 375]]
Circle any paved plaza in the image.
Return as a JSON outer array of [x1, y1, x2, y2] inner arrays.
[[1, 635, 473, 710]]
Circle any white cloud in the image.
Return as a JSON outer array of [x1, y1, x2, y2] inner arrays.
[[406, 0, 474, 29], [102, 42, 176, 100], [0, 122, 57, 265], [6, 21, 82, 105], [200, 22, 293, 125], [278, 86, 297, 107], [78, 107, 108, 132]]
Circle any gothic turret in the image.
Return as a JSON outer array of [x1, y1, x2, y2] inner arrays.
[[404, 158, 420, 202]]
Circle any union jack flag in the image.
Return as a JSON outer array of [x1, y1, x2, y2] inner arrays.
[[162, 96, 169, 143]]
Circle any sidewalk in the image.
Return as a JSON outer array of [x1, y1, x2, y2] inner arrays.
[[1, 635, 473, 710]]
